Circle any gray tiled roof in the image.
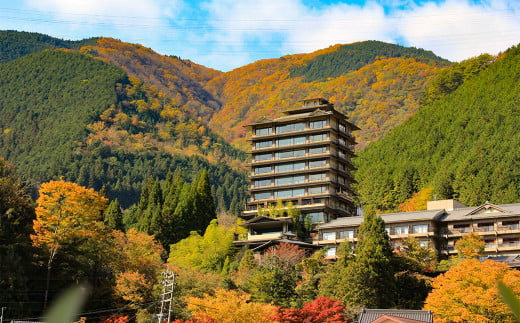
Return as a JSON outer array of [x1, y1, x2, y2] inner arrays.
[[357, 309, 433, 323], [318, 202, 520, 230], [317, 209, 445, 229], [438, 202, 520, 221]]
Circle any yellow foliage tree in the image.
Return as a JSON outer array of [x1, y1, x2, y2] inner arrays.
[[424, 258, 520, 322], [455, 232, 485, 259], [186, 289, 278, 323], [31, 180, 108, 307], [398, 187, 433, 212]]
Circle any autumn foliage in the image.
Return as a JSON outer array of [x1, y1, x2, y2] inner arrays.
[[424, 258, 520, 322], [275, 296, 350, 323], [31, 180, 108, 256], [398, 187, 433, 212], [184, 289, 278, 323]]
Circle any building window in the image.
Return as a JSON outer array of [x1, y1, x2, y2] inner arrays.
[[276, 122, 306, 134], [453, 224, 470, 233], [502, 220, 519, 230], [477, 222, 494, 232], [275, 149, 305, 159], [255, 127, 272, 136], [254, 153, 272, 161], [309, 173, 326, 182], [308, 186, 326, 194], [385, 227, 391, 235], [326, 247, 337, 257], [306, 212, 325, 223], [309, 160, 327, 168], [255, 140, 272, 149], [254, 192, 271, 200], [322, 232, 336, 240], [310, 120, 327, 129], [503, 237, 520, 247], [339, 230, 354, 239], [339, 123, 346, 132], [275, 175, 305, 185], [309, 133, 328, 142], [412, 224, 428, 234], [254, 166, 271, 174], [394, 226, 409, 235], [309, 146, 327, 155], [254, 179, 272, 187], [277, 136, 306, 147], [275, 188, 305, 198], [337, 176, 345, 185], [275, 162, 305, 173], [484, 239, 495, 248]]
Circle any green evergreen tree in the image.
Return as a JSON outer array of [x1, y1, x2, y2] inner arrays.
[[344, 208, 396, 308], [194, 169, 216, 233], [103, 199, 124, 231]]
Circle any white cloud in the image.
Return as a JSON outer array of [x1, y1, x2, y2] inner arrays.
[[395, 0, 520, 61], [200, 0, 520, 69], [10, 0, 520, 70]]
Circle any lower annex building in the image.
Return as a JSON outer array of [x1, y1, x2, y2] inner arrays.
[[315, 199, 520, 261]]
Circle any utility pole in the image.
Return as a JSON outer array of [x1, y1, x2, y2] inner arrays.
[[157, 269, 175, 323]]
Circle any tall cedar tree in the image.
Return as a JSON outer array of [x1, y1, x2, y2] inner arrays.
[[0, 159, 36, 316], [104, 199, 124, 231], [344, 209, 396, 308]]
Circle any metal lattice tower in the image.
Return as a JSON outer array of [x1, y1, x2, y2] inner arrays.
[[158, 269, 175, 323]]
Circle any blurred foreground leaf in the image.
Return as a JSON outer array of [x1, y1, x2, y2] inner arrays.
[[498, 281, 520, 322], [43, 284, 89, 323]]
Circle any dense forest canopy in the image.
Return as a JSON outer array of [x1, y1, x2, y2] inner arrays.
[[290, 40, 451, 82], [354, 45, 520, 211], [0, 30, 98, 63]]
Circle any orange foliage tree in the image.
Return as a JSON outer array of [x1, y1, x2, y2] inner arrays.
[[185, 289, 278, 323], [111, 228, 165, 308], [398, 187, 433, 212], [31, 180, 107, 307], [424, 258, 520, 322]]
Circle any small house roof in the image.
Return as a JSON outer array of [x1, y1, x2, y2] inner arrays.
[[358, 309, 433, 323]]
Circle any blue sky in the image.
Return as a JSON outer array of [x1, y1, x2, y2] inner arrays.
[[0, 0, 519, 71]]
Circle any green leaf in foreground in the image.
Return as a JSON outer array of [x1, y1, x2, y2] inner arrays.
[[43, 284, 89, 323], [498, 281, 520, 322]]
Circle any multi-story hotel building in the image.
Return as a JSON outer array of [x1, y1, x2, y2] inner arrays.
[[235, 98, 359, 248], [315, 199, 520, 261]]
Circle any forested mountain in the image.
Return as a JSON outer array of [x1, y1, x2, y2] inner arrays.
[[0, 49, 247, 212], [0, 31, 456, 213], [207, 42, 449, 150], [354, 45, 520, 211], [0, 30, 98, 63]]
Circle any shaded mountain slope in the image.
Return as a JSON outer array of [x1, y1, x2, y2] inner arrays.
[[354, 45, 520, 211]]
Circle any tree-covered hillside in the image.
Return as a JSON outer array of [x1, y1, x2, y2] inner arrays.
[[81, 38, 223, 121], [354, 45, 520, 211], [0, 30, 98, 63], [208, 46, 445, 150], [0, 49, 247, 213], [0, 50, 126, 177], [290, 40, 450, 82]]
